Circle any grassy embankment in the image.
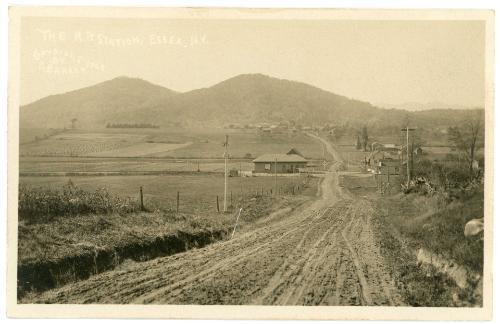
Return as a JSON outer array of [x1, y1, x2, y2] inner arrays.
[[340, 164, 483, 307], [18, 174, 319, 300], [372, 190, 483, 306]]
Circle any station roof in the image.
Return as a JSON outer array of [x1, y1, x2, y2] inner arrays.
[[287, 148, 304, 157]]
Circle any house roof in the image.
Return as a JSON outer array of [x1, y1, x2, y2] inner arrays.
[[368, 149, 399, 160], [253, 153, 307, 163]]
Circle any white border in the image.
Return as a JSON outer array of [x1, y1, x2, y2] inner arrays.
[[2, 1, 498, 323]]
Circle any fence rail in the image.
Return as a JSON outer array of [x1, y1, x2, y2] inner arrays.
[[136, 181, 310, 213]]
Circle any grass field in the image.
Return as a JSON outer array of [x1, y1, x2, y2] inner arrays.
[[19, 158, 254, 174], [20, 174, 318, 216], [88, 142, 192, 157], [165, 131, 323, 159], [20, 131, 147, 156], [20, 128, 65, 145], [19, 128, 325, 159]]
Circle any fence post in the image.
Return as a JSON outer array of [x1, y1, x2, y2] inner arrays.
[[140, 186, 144, 211], [176, 191, 180, 213], [230, 191, 233, 207], [216, 195, 220, 212]]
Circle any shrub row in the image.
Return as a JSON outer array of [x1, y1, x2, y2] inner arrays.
[[406, 158, 483, 200], [18, 181, 141, 223]]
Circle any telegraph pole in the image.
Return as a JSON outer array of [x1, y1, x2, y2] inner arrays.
[[406, 126, 409, 186], [274, 157, 278, 195], [401, 126, 416, 186], [223, 135, 229, 212]]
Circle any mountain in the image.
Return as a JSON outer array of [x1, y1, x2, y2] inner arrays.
[[167, 74, 391, 126], [20, 74, 482, 130], [20, 76, 178, 128]]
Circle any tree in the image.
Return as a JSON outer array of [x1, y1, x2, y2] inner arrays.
[[355, 135, 361, 150], [71, 118, 78, 129], [447, 119, 484, 179], [361, 126, 369, 151]]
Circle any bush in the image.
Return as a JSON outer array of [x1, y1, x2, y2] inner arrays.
[[18, 181, 141, 223], [410, 158, 483, 199], [401, 177, 436, 196]]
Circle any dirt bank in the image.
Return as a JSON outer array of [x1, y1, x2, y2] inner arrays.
[[18, 228, 229, 300], [18, 183, 317, 302]]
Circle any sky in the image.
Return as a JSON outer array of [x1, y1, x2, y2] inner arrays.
[[20, 17, 485, 108]]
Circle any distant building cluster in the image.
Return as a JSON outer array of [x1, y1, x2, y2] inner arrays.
[[223, 121, 331, 138], [365, 143, 423, 176]]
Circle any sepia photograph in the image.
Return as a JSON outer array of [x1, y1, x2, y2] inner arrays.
[[6, 6, 494, 320]]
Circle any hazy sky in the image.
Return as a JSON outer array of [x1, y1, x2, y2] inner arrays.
[[20, 17, 485, 107]]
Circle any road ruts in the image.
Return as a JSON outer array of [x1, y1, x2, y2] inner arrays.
[[28, 137, 405, 306]]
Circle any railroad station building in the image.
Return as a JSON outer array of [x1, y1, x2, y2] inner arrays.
[[253, 150, 307, 174]]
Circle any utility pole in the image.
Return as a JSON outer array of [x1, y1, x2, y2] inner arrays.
[[406, 126, 409, 186], [139, 186, 144, 211], [223, 135, 229, 212], [401, 126, 416, 186], [387, 163, 390, 183], [176, 191, 180, 213], [274, 157, 278, 196]]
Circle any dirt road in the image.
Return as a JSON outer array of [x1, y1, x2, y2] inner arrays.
[[31, 137, 404, 305]]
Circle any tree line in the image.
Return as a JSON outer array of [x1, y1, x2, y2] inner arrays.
[[106, 123, 159, 128]]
